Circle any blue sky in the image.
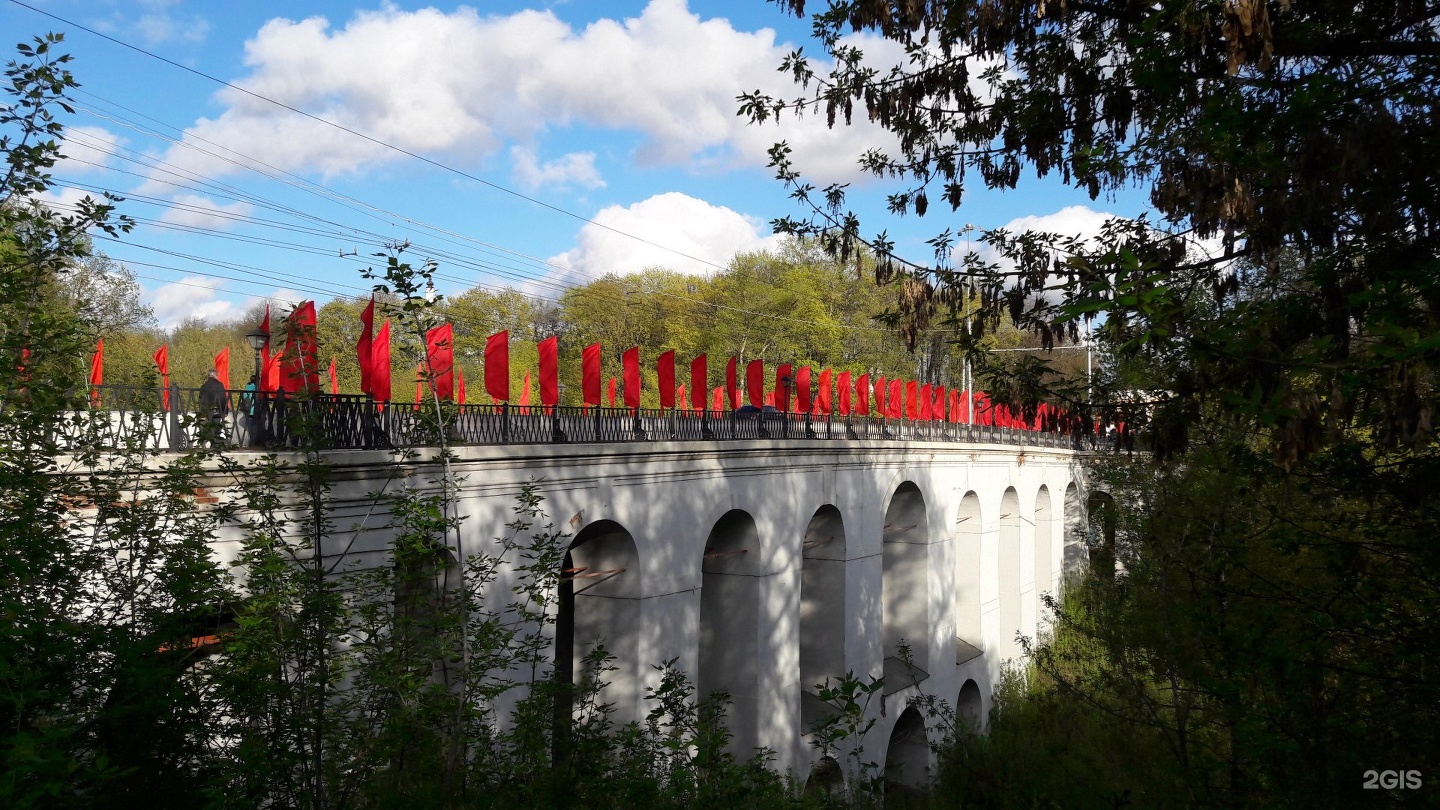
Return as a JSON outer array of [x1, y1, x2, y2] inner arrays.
[[4, 0, 1147, 328]]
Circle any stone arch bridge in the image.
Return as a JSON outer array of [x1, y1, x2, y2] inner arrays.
[[203, 432, 1100, 789]]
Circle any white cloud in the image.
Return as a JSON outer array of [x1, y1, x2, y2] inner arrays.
[[157, 193, 255, 229], [150, 276, 236, 328], [148, 277, 303, 330], [547, 191, 784, 280], [134, 0, 209, 46], [140, 0, 896, 194], [510, 146, 605, 191]]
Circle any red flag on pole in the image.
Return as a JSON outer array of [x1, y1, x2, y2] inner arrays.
[[775, 364, 793, 412], [426, 323, 455, 401], [677, 383, 689, 411], [712, 386, 723, 413], [582, 343, 601, 407], [89, 339, 104, 405], [795, 366, 811, 413], [357, 295, 374, 396], [280, 301, 319, 394], [856, 373, 869, 415], [485, 330, 509, 403], [622, 347, 641, 408], [153, 344, 170, 410], [538, 336, 559, 408], [214, 347, 230, 390], [934, 385, 946, 421], [918, 383, 931, 420], [457, 367, 467, 405], [519, 371, 531, 413], [371, 320, 391, 403], [328, 358, 338, 395], [607, 377, 617, 407], [746, 360, 764, 408], [690, 354, 707, 411], [258, 305, 272, 392], [889, 379, 903, 419], [874, 376, 886, 417], [817, 368, 832, 415], [657, 349, 675, 409], [414, 363, 424, 408], [837, 370, 851, 416]]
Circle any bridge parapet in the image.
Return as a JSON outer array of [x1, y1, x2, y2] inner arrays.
[[45, 384, 1132, 454]]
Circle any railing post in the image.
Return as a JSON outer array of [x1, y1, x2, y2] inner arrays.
[[551, 406, 565, 443], [501, 403, 511, 443]]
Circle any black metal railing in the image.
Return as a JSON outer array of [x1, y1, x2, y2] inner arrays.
[[35, 385, 1131, 454]]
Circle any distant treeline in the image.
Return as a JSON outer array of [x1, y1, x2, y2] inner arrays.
[[75, 241, 1084, 407]]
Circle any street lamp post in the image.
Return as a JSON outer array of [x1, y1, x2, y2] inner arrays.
[[244, 327, 268, 447], [245, 327, 269, 385]]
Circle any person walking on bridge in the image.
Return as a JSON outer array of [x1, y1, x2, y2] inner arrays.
[[198, 368, 230, 447]]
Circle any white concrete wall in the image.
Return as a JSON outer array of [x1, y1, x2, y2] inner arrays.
[[200, 437, 1088, 788]]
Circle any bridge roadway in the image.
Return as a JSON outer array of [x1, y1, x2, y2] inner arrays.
[[206, 432, 1093, 789]]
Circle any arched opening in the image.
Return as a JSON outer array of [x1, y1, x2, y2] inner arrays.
[[957, 678, 983, 734], [954, 492, 983, 665], [1063, 483, 1085, 582], [884, 706, 931, 796], [803, 755, 844, 803], [883, 482, 931, 685], [1033, 485, 1053, 634], [699, 509, 762, 752], [1087, 492, 1118, 581], [800, 505, 847, 692], [998, 488, 1022, 661], [555, 520, 640, 762]]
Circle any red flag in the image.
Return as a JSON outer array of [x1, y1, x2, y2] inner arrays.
[[919, 383, 931, 420], [153, 344, 170, 410], [690, 354, 707, 411], [328, 358, 338, 395], [657, 349, 675, 409], [817, 368, 833, 415], [358, 295, 374, 396], [457, 367, 467, 405], [485, 330, 509, 403], [519, 370, 532, 413], [712, 386, 723, 413], [280, 301, 320, 394], [934, 385, 946, 421], [774, 364, 793, 412], [263, 352, 280, 393], [746, 360, 764, 407], [726, 356, 740, 409], [426, 323, 455, 401], [371, 320, 391, 403], [607, 377, 617, 407], [213, 347, 230, 390], [856, 373, 869, 415], [889, 379, 903, 419], [258, 305, 272, 392], [582, 343, 601, 407], [622, 347, 641, 409], [538, 336, 559, 407], [874, 376, 886, 417], [837, 371, 851, 416], [795, 366, 811, 413], [764, 391, 775, 407], [678, 383, 689, 411], [414, 363, 424, 408], [89, 339, 104, 405]]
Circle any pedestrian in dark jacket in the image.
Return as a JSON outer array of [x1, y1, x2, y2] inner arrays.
[[198, 369, 229, 447]]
